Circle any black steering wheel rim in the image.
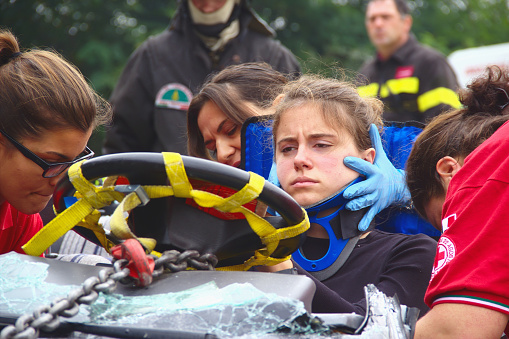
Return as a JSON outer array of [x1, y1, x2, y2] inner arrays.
[[56, 152, 304, 225], [54, 152, 306, 266]]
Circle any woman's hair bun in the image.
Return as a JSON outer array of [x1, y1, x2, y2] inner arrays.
[[461, 65, 509, 117]]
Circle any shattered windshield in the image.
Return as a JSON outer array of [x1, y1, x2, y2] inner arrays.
[[0, 253, 327, 338], [0, 253, 414, 338]]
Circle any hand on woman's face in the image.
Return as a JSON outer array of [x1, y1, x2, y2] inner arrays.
[[275, 104, 373, 207], [197, 100, 242, 167], [0, 127, 92, 215]]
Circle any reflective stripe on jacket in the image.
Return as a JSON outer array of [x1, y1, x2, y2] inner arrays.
[[358, 35, 460, 123]]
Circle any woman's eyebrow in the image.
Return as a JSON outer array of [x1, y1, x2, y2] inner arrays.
[[276, 133, 337, 146], [309, 133, 337, 139], [217, 119, 229, 133], [276, 136, 296, 146], [44, 150, 74, 161]]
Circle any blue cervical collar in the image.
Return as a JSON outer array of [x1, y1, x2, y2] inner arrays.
[[292, 177, 363, 272]]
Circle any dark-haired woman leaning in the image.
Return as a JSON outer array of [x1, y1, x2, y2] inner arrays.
[[0, 30, 111, 255]]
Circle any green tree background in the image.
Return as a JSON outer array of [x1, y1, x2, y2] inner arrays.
[[1, 0, 508, 153]]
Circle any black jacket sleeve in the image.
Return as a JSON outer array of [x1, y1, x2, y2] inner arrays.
[[103, 41, 157, 154]]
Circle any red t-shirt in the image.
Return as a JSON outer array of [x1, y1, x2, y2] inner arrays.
[[0, 201, 43, 255], [425, 120, 509, 332]]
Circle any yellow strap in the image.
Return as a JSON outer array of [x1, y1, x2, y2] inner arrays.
[[173, 164, 308, 270], [189, 172, 265, 211], [23, 162, 125, 256], [190, 174, 310, 270], [247, 209, 309, 268], [103, 175, 119, 187], [418, 87, 462, 112], [217, 172, 265, 212], [109, 186, 175, 243], [22, 198, 95, 256], [75, 211, 116, 252], [242, 207, 280, 255], [67, 161, 123, 208], [217, 253, 293, 271], [163, 152, 192, 198], [109, 189, 166, 253], [261, 209, 310, 247]]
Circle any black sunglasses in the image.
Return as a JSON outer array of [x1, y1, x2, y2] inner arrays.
[[0, 129, 94, 178]]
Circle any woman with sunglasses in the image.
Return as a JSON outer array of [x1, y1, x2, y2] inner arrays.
[[0, 30, 111, 255]]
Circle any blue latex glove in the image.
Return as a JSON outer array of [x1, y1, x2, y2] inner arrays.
[[268, 161, 280, 188], [343, 124, 411, 231]]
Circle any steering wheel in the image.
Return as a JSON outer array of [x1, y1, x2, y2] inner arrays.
[[53, 152, 306, 268]]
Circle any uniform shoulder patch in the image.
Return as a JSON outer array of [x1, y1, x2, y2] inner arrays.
[[431, 235, 456, 281], [155, 83, 193, 110], [395, 65, 415, 79]]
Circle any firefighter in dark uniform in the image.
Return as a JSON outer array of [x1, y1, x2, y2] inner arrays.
[[103, 0, 300, 155], [357, 0, 460, 123]]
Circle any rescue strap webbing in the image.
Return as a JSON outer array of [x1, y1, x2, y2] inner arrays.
[[23, 160, 124, 256]]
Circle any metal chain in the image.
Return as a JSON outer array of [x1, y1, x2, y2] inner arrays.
[[1, 250, 218, 339], [151, 250, 218, 278], [0, 259, 130, 339]]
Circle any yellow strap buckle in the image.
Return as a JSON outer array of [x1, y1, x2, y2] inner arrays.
[[114, 185, 150, 206]]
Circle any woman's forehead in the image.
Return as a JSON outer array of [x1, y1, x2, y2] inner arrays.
[[278, 102, 348, 133]]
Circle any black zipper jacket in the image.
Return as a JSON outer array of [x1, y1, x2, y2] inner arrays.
[[358, 35, 460, 123], [104, 0, 300, 155]]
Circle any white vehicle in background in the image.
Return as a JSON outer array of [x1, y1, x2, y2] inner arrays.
[[448, 42, 509, 88]]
